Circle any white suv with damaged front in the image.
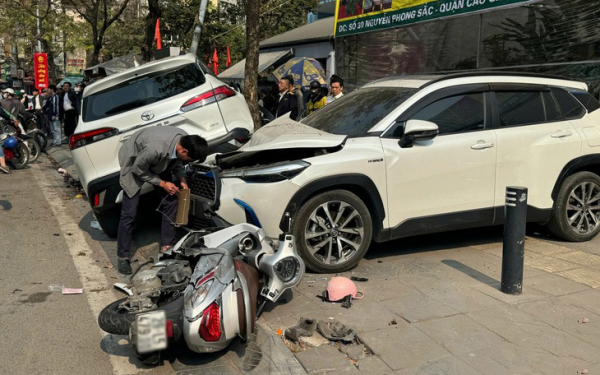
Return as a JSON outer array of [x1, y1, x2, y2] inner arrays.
[[186, 72, 600, 273], [70, 54, 253, 237]]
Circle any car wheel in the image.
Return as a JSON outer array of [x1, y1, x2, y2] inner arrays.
[[293, 190, 372, 273], [95, 206, 121, 238], [547, 171, 600, 242]]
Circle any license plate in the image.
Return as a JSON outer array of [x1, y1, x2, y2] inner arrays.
[[135, 311, 167, 354]]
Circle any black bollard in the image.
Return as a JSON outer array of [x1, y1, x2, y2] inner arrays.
[[501, 186, 528, 295]]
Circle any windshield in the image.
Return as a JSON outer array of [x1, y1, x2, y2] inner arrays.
[[82, 63, 205, 122], [301, 87, 417, 136]]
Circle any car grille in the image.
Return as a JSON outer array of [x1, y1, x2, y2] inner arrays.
[[188, 165, 216, 201]]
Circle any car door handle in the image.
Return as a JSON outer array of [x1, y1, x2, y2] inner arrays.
[[471, 142, 495, 150], [552, 130, 573, 138]]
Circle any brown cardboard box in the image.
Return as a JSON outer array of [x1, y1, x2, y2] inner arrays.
[[175, 188, 191, 226]]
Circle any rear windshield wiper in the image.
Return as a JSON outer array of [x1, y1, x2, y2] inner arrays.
[[105, 99, 148, 115]]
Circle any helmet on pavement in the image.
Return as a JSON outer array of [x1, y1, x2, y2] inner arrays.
[[324, 277, 364, 302], [3, 136, 18, 149]]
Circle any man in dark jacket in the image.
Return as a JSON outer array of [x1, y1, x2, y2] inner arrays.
[[44, 85, 62, 146], [116, 126, 208, 274], [59, 82, 79, 139], [276, 75, 298, 121]]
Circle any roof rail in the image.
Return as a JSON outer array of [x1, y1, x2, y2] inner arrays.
[[420, 70, 573, 89]]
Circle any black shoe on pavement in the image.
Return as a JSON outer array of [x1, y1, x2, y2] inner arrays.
[[118, 258, 132, 275]]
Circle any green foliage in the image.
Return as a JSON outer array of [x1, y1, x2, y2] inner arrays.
[[103, 17, 145, 58]]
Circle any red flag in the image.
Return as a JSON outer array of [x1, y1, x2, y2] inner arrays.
[[212, 48, 219, 75], [226, 46, 232, 67], [154, 19, 162, 50]]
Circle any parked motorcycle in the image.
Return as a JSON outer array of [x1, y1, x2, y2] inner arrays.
[[0, 132, 29, 169], [4, 120, 42, 163], [19, 113, 49, 151], [98, 222, 304, 364]]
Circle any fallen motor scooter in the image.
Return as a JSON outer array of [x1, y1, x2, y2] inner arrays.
[[98, 222, 305, 364]]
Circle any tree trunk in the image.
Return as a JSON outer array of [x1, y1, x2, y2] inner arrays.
[[243, 0, 262, 131], [142, 0, 161, 63], [91, 42, 102, 66]]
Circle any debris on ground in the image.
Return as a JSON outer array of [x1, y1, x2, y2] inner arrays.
[[285, 318, 317, 342], [90, 221, 102, 231], [389, 319, 398, 325], [12, 288, 22, 294], [48, 284, 65, 292], [350, 276, 369, 282], [340, 343, 368, 361], [299, 333, 330, 348], [578, 369, 588, 374], [317, 319, 355, 342], [57, 168, 67, 175], [578, 318, 590, 324], [74, 194, 83, 199], [62, 288, 84, 295]]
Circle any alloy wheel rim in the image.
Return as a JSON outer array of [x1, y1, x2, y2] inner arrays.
[[304, 201, 364, 266], [566, 181, 600, 235]]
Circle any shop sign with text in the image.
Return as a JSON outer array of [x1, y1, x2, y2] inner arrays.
[[334, 0, 540, 37], [34, 53, 49, 89]]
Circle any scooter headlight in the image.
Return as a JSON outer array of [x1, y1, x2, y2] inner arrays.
[[274, 257, 300, 283], [184, 271, 215, 308]]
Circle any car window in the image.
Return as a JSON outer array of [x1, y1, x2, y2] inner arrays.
[[301, 87, 417, 137], [542, 92, 562, 122], [82, 63, 205, 122], [411, 93, 485, 135], [571, 92, 600, 113], [496, 91, 545, 127], [551, 88, 586, 119]]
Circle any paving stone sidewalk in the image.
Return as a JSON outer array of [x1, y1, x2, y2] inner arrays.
[[260, 236, 600, 375]]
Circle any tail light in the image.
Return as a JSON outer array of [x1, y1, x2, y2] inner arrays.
[[166, 320, 174, 339], [70, 127, 119, 150], [199, 302, 221, 342], [181, 85, 237, 112]]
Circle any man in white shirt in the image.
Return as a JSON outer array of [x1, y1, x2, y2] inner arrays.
[[59, 82, 79, 140], [326, 75, 344, 105]]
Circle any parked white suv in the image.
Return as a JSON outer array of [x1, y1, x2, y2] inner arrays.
[[70, 54, 253, 237], [186, 72, 600, 273]]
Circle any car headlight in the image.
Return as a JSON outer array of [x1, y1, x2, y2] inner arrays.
[[220, 161, 310, 183]]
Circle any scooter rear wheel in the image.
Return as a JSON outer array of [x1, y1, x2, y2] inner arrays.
[[98, 296, 183, 335]]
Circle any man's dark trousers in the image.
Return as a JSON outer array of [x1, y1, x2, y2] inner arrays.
[[117, 183, 178, 259], [64, 109, 78, 137]]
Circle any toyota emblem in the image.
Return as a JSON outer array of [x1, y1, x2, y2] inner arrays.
[[141, 111, 155, 121]]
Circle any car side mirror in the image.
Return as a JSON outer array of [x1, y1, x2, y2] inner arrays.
[[399, 120, 439, 148]]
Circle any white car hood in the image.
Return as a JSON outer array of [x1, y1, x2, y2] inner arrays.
[[240, 116, 347, 152]]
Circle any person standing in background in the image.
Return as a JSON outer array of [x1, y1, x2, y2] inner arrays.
[[59, 82, 79, 141], [307, 81, 327, 115], [44, 85, 62, 147], [326, 75, 345, 104], [275, 75, 298, 121]]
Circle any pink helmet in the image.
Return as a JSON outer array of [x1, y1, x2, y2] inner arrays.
[[325, 277, 364, 301]]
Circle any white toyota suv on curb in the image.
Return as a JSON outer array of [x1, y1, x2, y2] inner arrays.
[[70, 54, 253, 237], [187, 72, 600, 273]]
